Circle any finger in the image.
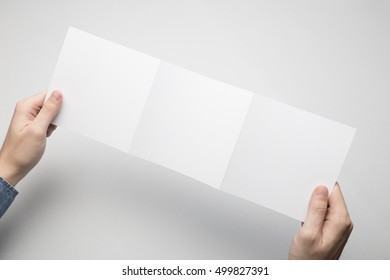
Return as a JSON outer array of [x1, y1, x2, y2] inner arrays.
[[46, 124, 57, 137], [302, 185, 329, 234], [328, 182, 349, 215], [333, 233, 351, 259], [13, 92, 46, 119], [18, 92, 46, 109], [325, 182, 353, 238], [33, 90, 63, 131]]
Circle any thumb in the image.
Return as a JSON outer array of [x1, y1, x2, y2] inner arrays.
[[302, 186, 329, 234], [34, 90, 63, 131]]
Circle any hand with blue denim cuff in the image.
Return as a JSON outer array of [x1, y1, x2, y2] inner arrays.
[[0, 91, 63, 186]]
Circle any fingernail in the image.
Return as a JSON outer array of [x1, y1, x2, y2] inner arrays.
[[52, 90, 63, 102], [314, 186, 328, 198]]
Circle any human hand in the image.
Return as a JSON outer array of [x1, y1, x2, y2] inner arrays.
[[0, 91, 63, 186], [288, 183, 353, 259]]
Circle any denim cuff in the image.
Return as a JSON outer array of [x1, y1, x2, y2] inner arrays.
[[0, 177, 18, 219]]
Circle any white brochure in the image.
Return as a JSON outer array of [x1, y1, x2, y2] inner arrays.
[[48, 27, 356, 221]]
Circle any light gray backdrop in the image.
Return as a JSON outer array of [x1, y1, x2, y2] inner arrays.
[[0, 0, 389, 259]]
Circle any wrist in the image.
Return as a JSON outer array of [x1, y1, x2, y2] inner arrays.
[[0, 153, 20, 186]]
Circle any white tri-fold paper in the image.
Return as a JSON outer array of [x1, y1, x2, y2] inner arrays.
[[48, 27, 356, 221]]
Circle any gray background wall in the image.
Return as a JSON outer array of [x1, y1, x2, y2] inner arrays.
[[0, 0, 389, 259]]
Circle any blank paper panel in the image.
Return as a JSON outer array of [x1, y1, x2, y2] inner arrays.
[[130, 62, 254, 188], [221, 94, 356, 221], [48, 28, 160, 152]]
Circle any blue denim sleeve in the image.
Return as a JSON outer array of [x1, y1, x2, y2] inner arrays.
[[0, 177, 18, 219]]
